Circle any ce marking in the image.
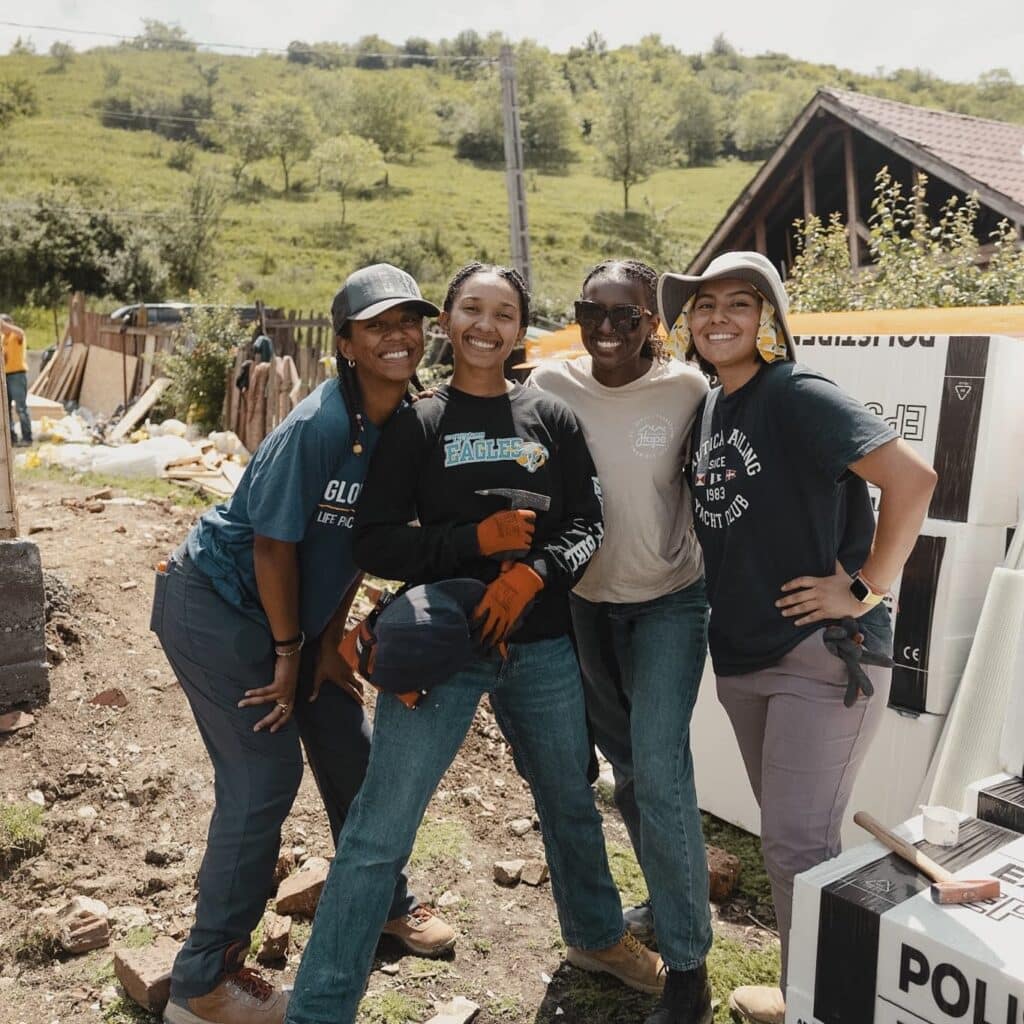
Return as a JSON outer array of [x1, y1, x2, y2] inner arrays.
[[902, 645, 921, 663]]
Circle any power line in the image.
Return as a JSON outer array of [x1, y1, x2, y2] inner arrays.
[[0, 19, 499, 64]]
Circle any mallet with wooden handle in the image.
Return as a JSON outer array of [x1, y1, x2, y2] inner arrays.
[[853, 811, 1001, 905]]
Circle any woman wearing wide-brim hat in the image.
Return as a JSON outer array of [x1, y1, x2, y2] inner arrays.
[[658, 252, 937, 1024], [154, 264, 456, 1024]]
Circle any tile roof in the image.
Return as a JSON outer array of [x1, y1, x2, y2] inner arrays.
[[824, 88, 1024, 210]]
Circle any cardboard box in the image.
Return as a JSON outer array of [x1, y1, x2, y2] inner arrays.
[[966, 773, 1024, 834], [886, 519, 1010, 715], [793, 333, 1024, 525], [789, 816, 1024, 1024]]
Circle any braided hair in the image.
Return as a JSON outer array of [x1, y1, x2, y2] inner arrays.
[[581, 258, 666, 362], [335, 322, 424, 456], [443, 262, 531, 328]]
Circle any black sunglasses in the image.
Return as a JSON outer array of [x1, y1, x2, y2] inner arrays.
[[574, 300, 652, 333]]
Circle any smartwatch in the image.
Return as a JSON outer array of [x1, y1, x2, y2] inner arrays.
[[849, 573, 885, 608]]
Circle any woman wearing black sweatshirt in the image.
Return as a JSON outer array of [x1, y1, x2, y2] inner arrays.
[[286, 264, 663, 1024]]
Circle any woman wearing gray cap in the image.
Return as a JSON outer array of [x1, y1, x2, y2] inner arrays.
[[658, 252, 937, 1024], [153, 264, 455, 1024]]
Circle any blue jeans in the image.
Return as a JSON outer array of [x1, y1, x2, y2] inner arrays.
[[151, 551, 415, 999], [6, 371, 31, 442], [570, 579, 712, 970], [288, 635, 625, 1024]]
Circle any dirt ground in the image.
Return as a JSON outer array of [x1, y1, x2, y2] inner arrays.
[[1, 470, 779, 1024]]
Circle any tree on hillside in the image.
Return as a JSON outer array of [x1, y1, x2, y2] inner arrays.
[[0, 77, 38, 129], [130, 19, 196, 52], [8, 36, 35, 55], [346, 76, 431, 161], [163, 173, 227, 291], [592, 59, 670, 211], [216, 105, 273, 189], [48, 42, 75, 73], [672, 76, 722, 165], [313, 134, 386, 223], [402, 38, 434, 67], [356, 35, 399, 69], [255, 96, 318, 192]]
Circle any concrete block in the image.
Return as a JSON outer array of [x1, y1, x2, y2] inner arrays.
[[0, 539, 48, 711]]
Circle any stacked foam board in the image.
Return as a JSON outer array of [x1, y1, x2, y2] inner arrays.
[[786, 815, 1024, 1024], [692, 334, 1024, 843]]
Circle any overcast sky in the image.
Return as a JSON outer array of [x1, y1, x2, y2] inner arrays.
[[1, 0, 1021, 84]]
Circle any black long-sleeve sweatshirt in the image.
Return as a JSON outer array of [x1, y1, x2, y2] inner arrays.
[[353, 383, 604, 642]]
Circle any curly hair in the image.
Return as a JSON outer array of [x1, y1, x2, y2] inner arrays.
[[581, 258, 666, 362], [443, 262, 531, 328]]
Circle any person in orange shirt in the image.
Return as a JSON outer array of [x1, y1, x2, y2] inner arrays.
[[1, 314, 32, 447]]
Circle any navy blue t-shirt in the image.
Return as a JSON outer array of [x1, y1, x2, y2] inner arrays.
[[187, 378, 378, 638], [691, 361, 896, 675]]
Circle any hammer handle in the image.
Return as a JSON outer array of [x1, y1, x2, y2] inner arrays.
[[853, 811, 954, 883]]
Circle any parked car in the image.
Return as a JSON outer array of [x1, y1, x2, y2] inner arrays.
[[108, 303, 264, 328]]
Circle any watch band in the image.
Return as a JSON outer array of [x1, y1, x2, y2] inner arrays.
[[850, 574, 885, 608]]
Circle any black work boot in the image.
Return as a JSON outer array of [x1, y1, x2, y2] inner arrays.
[[643, 963, 712, 1024]]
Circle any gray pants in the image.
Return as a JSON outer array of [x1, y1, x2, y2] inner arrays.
[[151, 550, 415, 1000], [716, 630, 891, 989]]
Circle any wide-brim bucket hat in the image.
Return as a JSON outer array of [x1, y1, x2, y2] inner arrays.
[[658, 251, 796, 359]]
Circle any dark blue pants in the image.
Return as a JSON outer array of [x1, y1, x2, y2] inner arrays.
[[570, 579, 712, 970], [151, 551, 415, 1000]]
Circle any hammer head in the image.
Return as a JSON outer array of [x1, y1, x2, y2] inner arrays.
[[475, 488, 551, 513], [931, 877, 1001, 905]]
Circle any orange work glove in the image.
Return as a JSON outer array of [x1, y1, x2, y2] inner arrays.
[[472, 562, 544, 647], [476, 509, 536, 559]]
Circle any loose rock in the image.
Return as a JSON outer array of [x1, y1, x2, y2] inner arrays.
[[89, 688, 129, 708], [0, 711, 35, 734], [508, 818, 533, 837], [425, 995, 480, 1024], [520, 860, 549, 887], [275, 857, 330, 916], [493, 860, 525, 886], [707, 845, 742, 902], [256, 911, 292, 964], [59, 907, 111, 954]]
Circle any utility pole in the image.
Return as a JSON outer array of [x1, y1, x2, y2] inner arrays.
[[500, 44, 532, 291]]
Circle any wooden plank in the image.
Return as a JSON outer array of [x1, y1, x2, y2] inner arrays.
[[139, 334, 157, 390], [843, 127, 860, 268], [108, 377, 172, 442], [77, 346, 139, 416], [802, 152, 816, 221], [0, 368, 18, 538], [754, 218, 767, 255], [65, 344, 90, 403]]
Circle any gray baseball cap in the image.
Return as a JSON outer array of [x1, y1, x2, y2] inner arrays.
[[331, 263, 440, 333], [658, 252, 796, 355]]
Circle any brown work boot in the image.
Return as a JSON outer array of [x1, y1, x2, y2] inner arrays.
[[163, 966, 287, 1024], [728, 985, 785, 1024], [380, 905, 457, 957], [566, 931, 666, 994]]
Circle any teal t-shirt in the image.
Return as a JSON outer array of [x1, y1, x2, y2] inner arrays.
[[186, 378, 379, 638]]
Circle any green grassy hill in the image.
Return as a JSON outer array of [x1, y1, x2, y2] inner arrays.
[[2, 39, 1020, 328], [0, 48, 755, 321]]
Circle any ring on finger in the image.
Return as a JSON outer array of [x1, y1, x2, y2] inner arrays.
[[276, 701, 291, 711]]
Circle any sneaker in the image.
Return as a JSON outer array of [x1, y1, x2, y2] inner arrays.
[[623, 899, 656, 946], [728, 985, 785, 1024], [566, 931, 666, 995], [644, 964, 712, 1024], [380, 905, 456, 957], [163, 967, 288, 1024]]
